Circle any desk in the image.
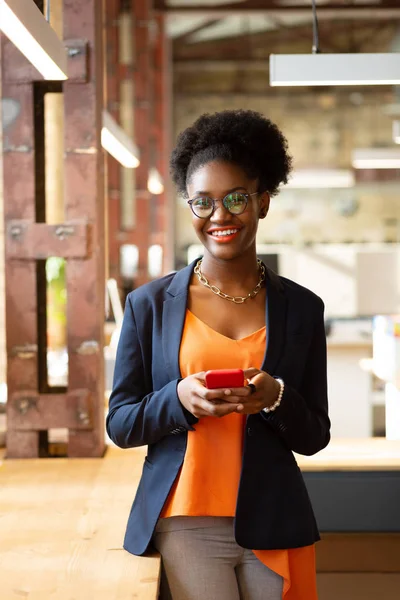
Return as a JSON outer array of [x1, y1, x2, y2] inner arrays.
[[0, 446, 160, 600], [296, 438, 400, 534], [296, 437, 400, 471]]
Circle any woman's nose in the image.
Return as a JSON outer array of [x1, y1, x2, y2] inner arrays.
[[210, 200, 231, 221]]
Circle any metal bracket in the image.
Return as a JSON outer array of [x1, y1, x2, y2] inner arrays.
[[6, 221, 91, 259], [10, 344, 38, 359], [10, 389, 93, 430]]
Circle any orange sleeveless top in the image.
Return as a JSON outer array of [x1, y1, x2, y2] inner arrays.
[[161, 310, 317, 600]]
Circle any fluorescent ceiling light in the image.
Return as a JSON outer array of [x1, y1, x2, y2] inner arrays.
[[101, 110, 140, 168], [0, 0, 68, 80], [147, 168, 164, 195], [352, 148, 400, 169], [393, 121, 400, 145], [286, 169, 354, 189], [270, 53, 400, 86]]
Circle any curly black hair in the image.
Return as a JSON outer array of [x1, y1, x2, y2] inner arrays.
[[170, 109, 292, 198]]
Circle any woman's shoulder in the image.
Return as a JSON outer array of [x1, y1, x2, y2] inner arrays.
[[276, 273, 324, 312], [126, 271, 176, 308], [126, 262, 194, 313]]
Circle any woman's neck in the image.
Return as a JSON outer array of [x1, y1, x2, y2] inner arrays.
[[199, 250, 260, 293]]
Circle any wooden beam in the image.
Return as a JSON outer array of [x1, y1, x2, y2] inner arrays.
[[173, 19, 397, 61], [155, 0, 400, 16], [173, 18, 222, 44]]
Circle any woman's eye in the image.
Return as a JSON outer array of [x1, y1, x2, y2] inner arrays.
[[227, 194, 245, 204], [195, 198, 211, 208]]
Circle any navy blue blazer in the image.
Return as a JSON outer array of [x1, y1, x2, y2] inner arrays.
[[106, 260, 330, 556]]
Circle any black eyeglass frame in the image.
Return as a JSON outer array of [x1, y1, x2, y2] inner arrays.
[[187, 191, 261, 219]]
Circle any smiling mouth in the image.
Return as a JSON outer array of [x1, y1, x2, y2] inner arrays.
[[208, 228, 241, 238]]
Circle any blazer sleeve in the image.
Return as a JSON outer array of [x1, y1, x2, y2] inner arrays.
[[106, 295, 197, 449], [262, 297, 330, 456]]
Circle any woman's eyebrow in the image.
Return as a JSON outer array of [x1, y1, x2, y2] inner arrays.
[[192, 186, 248, 196]]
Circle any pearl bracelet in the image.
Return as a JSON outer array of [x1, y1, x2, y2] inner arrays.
[[262, 377, 284, 413]]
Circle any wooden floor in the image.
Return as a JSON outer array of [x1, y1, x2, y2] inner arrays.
[[0, 446, 160, 600]]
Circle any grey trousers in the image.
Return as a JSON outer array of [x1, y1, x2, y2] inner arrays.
[[153, 517, 283, 600]]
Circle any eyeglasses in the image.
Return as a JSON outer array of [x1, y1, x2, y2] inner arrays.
[[187, 191, 260, 219]]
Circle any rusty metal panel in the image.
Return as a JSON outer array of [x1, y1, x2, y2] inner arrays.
[[9, 389, 93, 430], [6, 221, 91, 259], [63, 0, 106, 457], [1, 64, 40, 457], [6, 431, 39, 458], [64, 85, 99, 151], [2, 2, 106, 458]]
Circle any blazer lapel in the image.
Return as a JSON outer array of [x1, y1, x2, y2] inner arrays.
[[262, 267, 287, 375], [162, 261, 196, 380], [161, 260, 287, 380]]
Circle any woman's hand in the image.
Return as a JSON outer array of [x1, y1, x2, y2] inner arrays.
[[223, 368, 281, 415], [177, 372, 251, 419]]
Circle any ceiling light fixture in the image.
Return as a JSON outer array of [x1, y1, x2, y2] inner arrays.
[[286, 169, 355, 189], [147, 167, 164, 195], [393, 121, 400, 145], [0, 0, 68, 80], [352, 148, 400, 169], [101, 110, 140, 168], [270, 53, 400, 87], [269, 0, 400, 87]]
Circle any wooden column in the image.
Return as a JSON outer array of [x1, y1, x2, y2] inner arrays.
[[106, 2, 173, 288], [106, 0, 122, 283], [132, 0, 151, 286], [63, 0, 105, 457], [152, 13, 174, 273]]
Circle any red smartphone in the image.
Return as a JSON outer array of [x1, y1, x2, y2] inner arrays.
[[205, 369, 245, 389]]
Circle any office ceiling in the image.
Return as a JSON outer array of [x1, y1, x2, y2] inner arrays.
[[160, 1, 400, 59]]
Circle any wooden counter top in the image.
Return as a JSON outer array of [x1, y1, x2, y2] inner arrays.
[[296, 438, 400, 471], [0, 446, 159, 600], [1, 436, 398, 599]]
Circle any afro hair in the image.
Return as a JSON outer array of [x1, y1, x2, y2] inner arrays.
[[170, 109, 292, 198]]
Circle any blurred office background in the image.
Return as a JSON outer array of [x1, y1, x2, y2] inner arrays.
[[0, 1, 399, 599]]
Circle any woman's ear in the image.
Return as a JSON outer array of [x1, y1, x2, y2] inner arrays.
[[259, 193, 270, 219]]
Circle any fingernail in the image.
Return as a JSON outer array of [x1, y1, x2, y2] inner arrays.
[[224, 389, 231, 395], [237, 404, 244, 411]]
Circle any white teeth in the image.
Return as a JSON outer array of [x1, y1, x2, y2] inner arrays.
[[210, 229, 239, 237]]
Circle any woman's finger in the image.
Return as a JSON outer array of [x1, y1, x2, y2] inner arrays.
[[223, 386, 252, 398], [194, 371, 206, 383], [196, 385, 233, 402], [243, 367, 261, 380], [199, 398, 240, 417]]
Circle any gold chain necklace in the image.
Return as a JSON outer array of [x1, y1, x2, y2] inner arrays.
[[194, 259, 265, 304]]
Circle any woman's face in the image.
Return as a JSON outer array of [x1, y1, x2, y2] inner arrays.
[[187, 160, 270, 262]]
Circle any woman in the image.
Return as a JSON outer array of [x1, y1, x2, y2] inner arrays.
[[106, 109, 330, 600]]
